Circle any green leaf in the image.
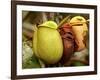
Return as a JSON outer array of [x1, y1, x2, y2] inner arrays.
[[72, 61, 85, 66], [22, 42, 41, 69], [23, 56, 41, 68]]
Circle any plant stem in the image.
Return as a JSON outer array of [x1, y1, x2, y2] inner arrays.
[[58, 15, 71, 27]]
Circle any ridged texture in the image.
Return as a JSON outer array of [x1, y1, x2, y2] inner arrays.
[[59, 23, 75, 64]]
